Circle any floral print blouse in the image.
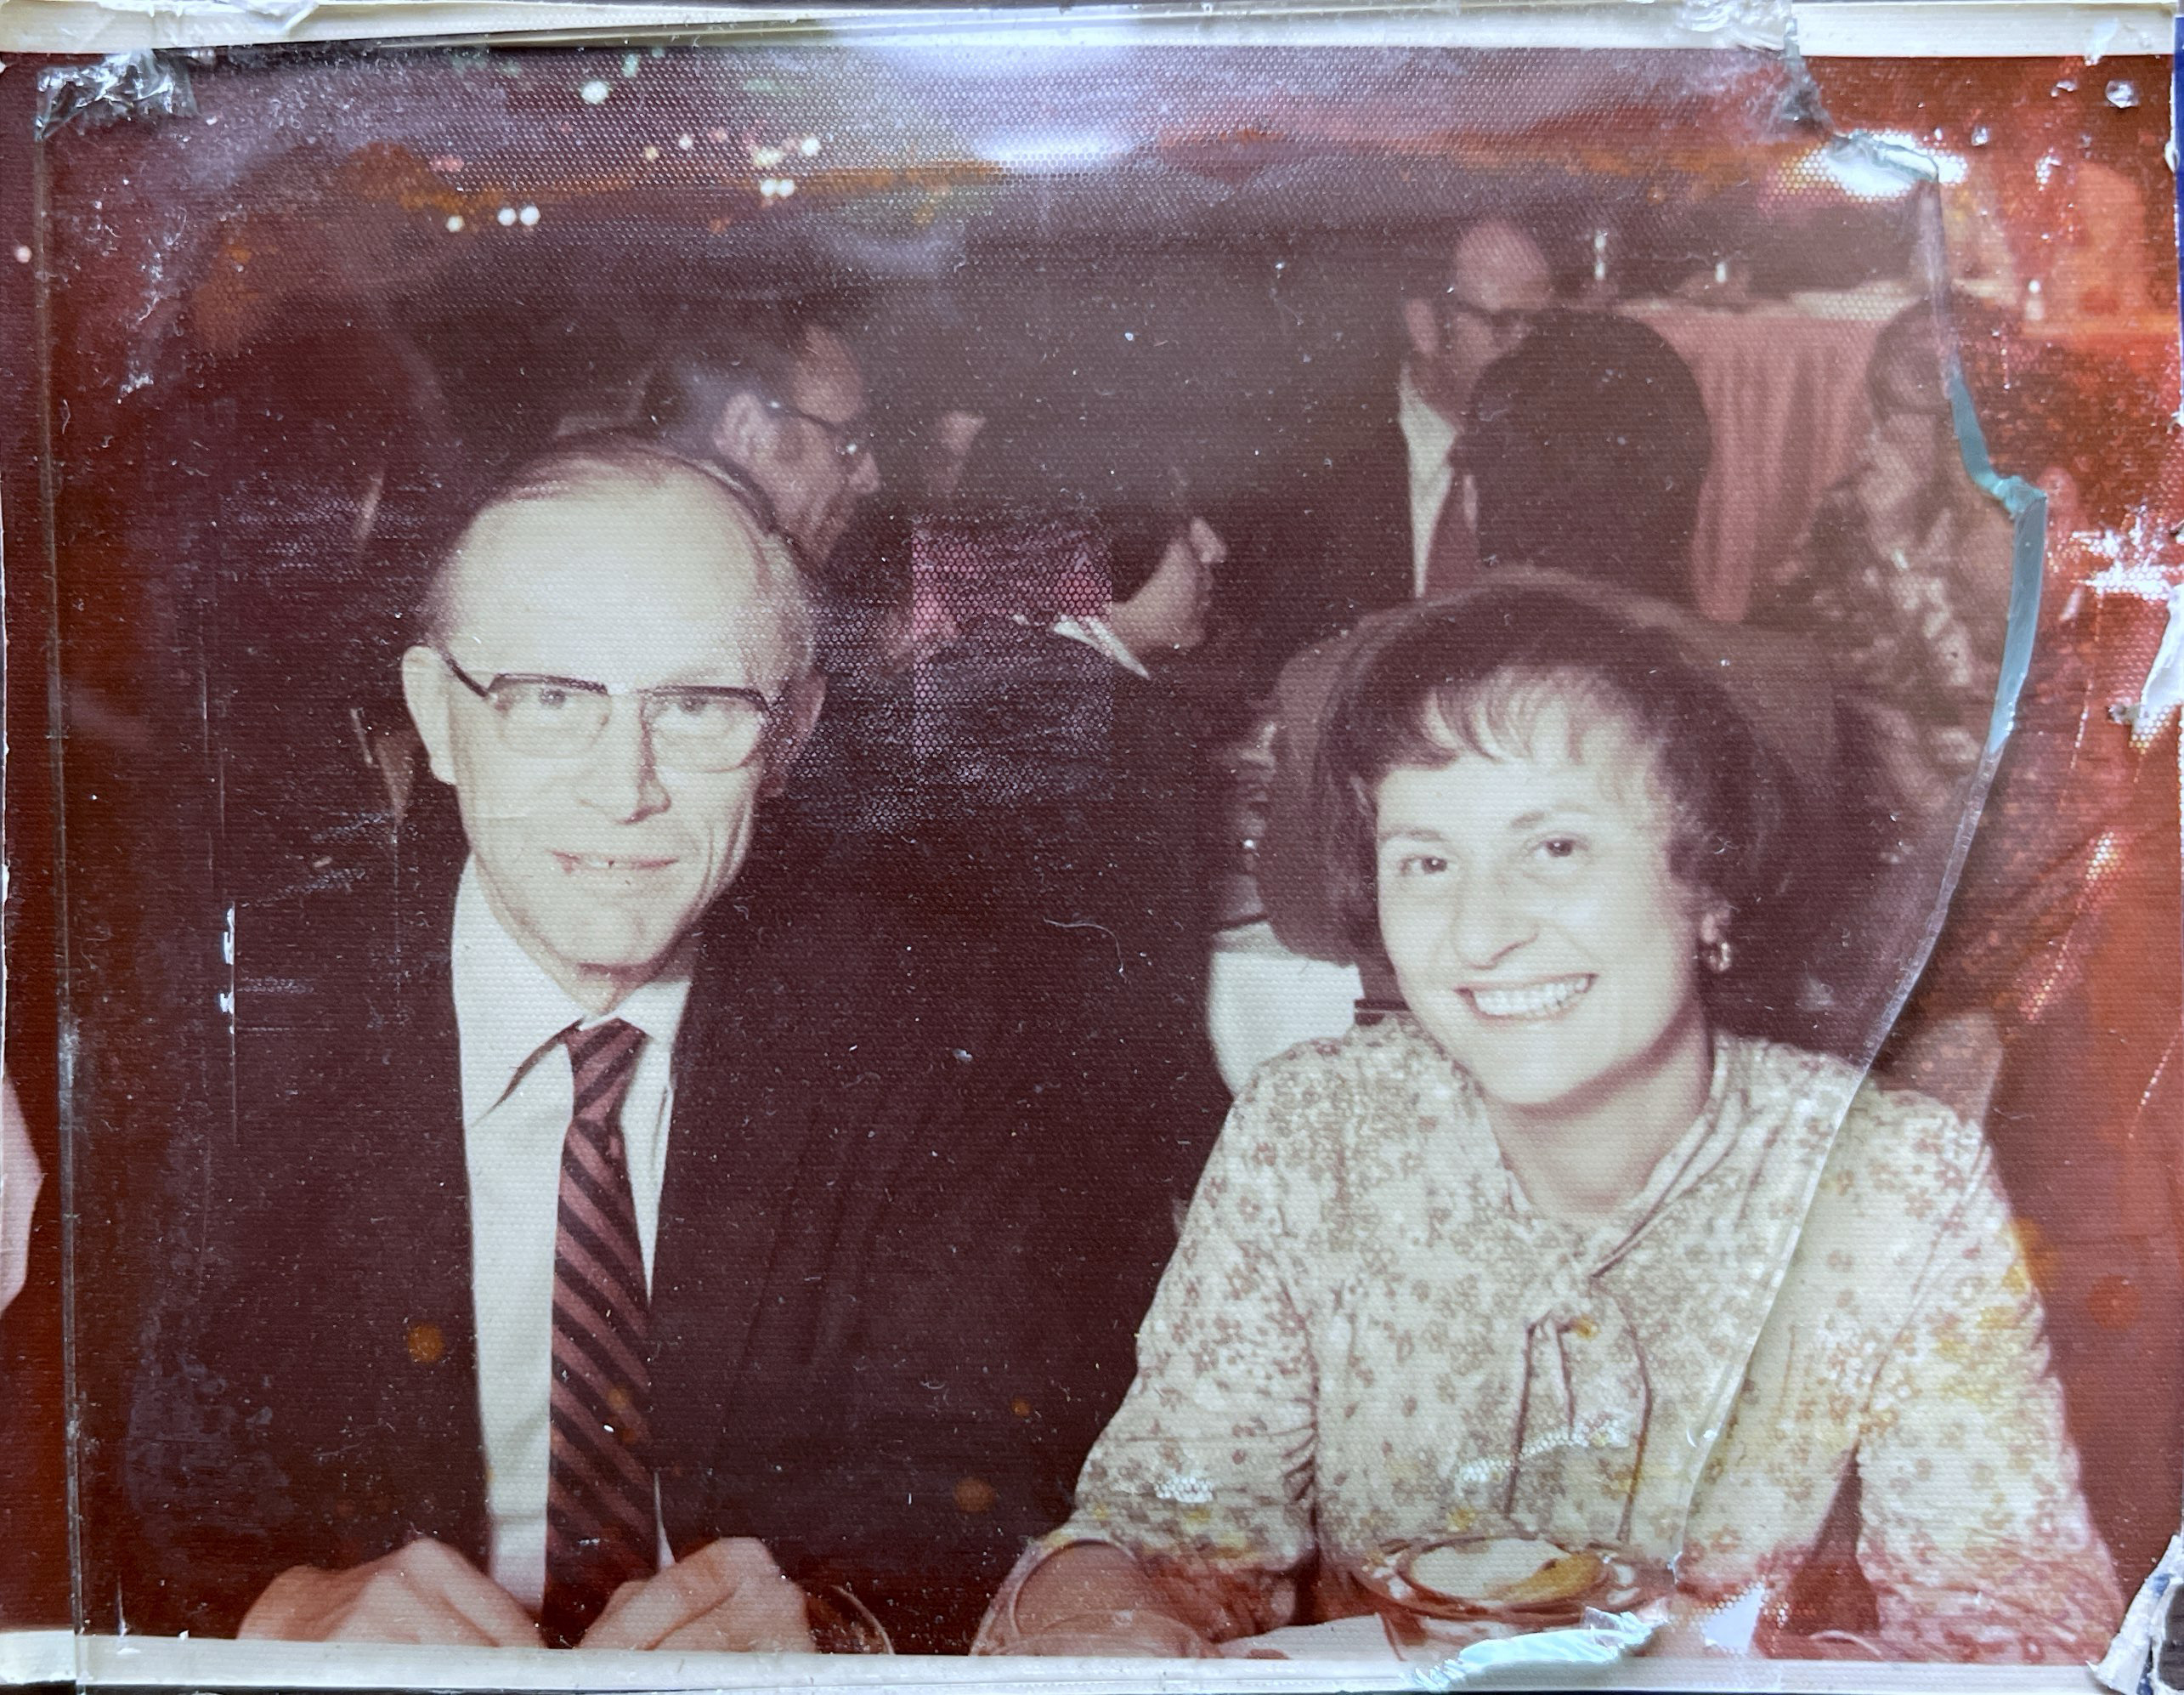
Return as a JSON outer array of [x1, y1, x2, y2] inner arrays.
[[1012, 1019, 2120, 1664]]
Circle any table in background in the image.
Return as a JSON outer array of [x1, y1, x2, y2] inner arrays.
[[1626, 293, 1898, 623]]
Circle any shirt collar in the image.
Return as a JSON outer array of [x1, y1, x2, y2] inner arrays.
[[450, 859, 693, 1126], [1044, 613, 1153, 679], [1396, 363, 1462, 496]]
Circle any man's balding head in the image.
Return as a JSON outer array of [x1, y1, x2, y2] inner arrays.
[[403, 437, 823, 1012], [1404, 218, 1554, 423], [421, 436, 816, 668]]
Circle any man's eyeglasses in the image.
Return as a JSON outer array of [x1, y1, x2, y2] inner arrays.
[[764, 398, 867, 467], [437, 650, 782, 773], [1440, 291, 1537, 343]]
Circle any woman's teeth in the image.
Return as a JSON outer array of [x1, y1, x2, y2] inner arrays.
[[1465, 975, 1593, 1019]]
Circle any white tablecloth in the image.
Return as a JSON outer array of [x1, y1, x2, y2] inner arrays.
[[1206, 921, 1362, 1095]]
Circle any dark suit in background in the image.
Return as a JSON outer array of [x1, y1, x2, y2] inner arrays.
[[1255, 390, 1413, 678]]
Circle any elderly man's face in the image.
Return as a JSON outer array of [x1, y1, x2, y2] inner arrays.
[[722, 327, 881, 572], [403, 468, 815, 1012], [1405, 222, 1553, 422]]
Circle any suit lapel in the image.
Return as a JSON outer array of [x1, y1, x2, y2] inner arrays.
[[354, 840, 488, 1560], [649, 882, 830, 1544]]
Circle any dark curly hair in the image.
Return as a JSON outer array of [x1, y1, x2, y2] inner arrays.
[[1310, 586, 1813, 1037], [1462, 310, 1712, 607]]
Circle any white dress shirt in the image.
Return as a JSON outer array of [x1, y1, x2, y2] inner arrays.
[[450, 860, 689, 1610], [1047, 612, 1152, 678], [1396, 364, 1462, 598]]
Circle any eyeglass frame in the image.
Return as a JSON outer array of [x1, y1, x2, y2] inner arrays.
[[762, 395, 868, 466], [1438, 288, 1540, 343], [433, 647, 788, 772]]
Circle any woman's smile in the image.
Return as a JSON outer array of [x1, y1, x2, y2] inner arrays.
[[1461, 972, 1594, 1021]]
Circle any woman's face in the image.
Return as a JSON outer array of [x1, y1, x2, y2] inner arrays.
[[1853, 405, 1951, 542], [1374, 694, 1712, 1120]]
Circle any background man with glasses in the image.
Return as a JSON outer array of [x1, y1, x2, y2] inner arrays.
[[1261, 215, 1553, 672], [640, 304, 882, 583], [122, 435, 1126, 1656]]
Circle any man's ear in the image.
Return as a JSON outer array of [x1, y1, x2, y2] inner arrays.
[[1401, 296, 1441, 363], [399, 645, 460, 786], [759, 671, 826, 797], [712, 391, 778, 473]]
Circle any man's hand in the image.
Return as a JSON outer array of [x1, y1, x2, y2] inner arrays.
[[238, 1538, 541, 1647], [578, 1538, 817, 1652]]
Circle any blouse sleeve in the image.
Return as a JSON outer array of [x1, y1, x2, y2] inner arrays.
[[1853, 1110, 2124, 1664], [1027, 1065, 1328, 1641]]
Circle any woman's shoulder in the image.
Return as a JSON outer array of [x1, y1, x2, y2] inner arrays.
[[1235, 1016, 1464, 1137], [1734, 1036, 1992, 1204]]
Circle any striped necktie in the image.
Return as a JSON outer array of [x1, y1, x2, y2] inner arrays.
[[540, 1018, 656, 1647], [1422, 444, 1479, 601]]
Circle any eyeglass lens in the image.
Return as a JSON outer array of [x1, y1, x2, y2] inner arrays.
[[489, 679, 769, 771]]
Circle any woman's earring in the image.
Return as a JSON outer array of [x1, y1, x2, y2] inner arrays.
[[1702, 934, 1734, 975]]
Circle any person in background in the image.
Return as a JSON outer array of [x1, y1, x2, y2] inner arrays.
[[1459, 308, 1712, 607], [1263, 217, 1554, 671], [641, 306, 883, 586], [1758, 298, 2014, 850], [977, 576, 2119, 1666], [793, 481, 1235, 1380]]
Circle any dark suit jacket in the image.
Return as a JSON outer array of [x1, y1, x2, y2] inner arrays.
[[118, 817, 1183, 1652], [786, 622, 1231, 1138], [1256, 388, 1414, 677]]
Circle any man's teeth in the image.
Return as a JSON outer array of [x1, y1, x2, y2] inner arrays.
[[1468, 976, 1591, 1018]]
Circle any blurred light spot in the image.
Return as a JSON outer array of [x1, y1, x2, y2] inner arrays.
[[12, 246, 30, 264], [953, 1476, 997, 1514], [444, 214, 464, 233], [518, 204, 540, 227], [406, 1321, 446, 1364], [677, 133, 694, 150], [799, 135, 822, 156], [496, 206, 518, 226], [978, 129, 1129, 173], [580, 78, 611, 105], [642, 145, 659, 162], [429, 153, 463, 173], [751, 144, 785, 167], [2107, 80, 2139, 109], [621, 52, 641, 77], [1971, 126, 1991, 146]]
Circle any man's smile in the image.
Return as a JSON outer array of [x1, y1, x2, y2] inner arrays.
[[551, 851, 679, 874]]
